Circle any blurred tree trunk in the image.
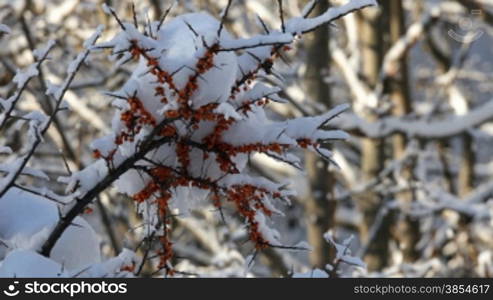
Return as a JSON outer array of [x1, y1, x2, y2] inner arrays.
[[356, 5, 389, 271], [384, 0, 420, 262], [425, 28, 475, 198], [302, 0, 336, 270], [459, 133, 475, 197]]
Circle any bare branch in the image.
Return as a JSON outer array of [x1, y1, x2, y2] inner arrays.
[[217, 0, 234, 38], [157, 1, 176, 32], [0, 29, 103, 199], [0, 41, 55, 129], [277, 0, 286, 33]]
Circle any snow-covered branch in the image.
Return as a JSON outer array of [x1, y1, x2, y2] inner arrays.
[[333, 99, 493, 139]]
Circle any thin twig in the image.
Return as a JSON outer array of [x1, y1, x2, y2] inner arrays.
[[157, 1, 176, 32], [217, 0, 234, 38], [277, 0, 286, 33]]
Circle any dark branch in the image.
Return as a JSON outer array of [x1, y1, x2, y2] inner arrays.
[[277, 0, 286, 33], [217, 0, 234, 38], [157, 1, 175, 32]]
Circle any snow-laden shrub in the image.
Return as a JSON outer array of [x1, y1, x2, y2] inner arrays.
[[0, 0, 377, 277]]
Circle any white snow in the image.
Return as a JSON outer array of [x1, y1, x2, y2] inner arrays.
[[334, 99, 493, 139], [33, 40, 56, 61], [286, 0, 378, 34], [0, 162, 49, 180], [0, 188, 101, 272], [73, 248, 136, 277], [12, 64, 39, 89], [292, 268, 329, 278], [324, 232, 366, 270], [59, 159, 108, 194], [84, 25, 105, 48], [0, 24, 11, 34], [101, 3, 112, 15], [0, 146, 12, 155], [220, 33, 293, 51], [0, 250, 65, 278]]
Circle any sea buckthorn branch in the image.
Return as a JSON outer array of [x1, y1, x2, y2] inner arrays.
[[130, 160, 288, 256], [129, 41, 179, 94], [37, 1, 376, 274], [112, 101, 337, 269], [235, 94, 277, 114], [232, 0, 378, 97], [128, 40, 223, 126], [40, 117, 177, 256]]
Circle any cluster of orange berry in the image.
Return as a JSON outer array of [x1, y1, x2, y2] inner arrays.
[[154, 86, 168, 104], [176, 142, 191, 172], [159, 125, 177, 137], [95, 35, 297, 271], [156, 192, 172, 219], [216, 155, 239, 173], [226, 184, 278, 249], [92, 148, 117, 163], [296, 138, 318, 149], [114, 96, 157, 145], [132, 181, 160, 203], [203, 118, 234, 150], [214, 142, 287, 158], [130, 41, 177, 92], [238, 98, 271, 115], [177, 44, 220, 105], [192, 103, 220, 122], [149, 166, 172, 180], [157, 236, 174, 274]]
